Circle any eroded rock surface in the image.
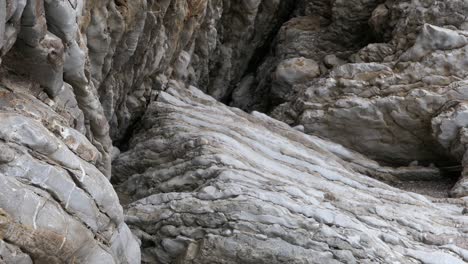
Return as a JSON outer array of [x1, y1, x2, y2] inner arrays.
[[85, 0, 295, 143], [1, 0, 468, 263], [231, 0, 385, 110], [114, 82, 468, 263], [0, 67, 140, 264], [228, 0, 468, 197], [0, 0, 140, 262]]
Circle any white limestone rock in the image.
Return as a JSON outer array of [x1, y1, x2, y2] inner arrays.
[[114, 82, 468, 263]]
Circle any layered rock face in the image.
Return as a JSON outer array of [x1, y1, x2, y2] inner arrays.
[[1, 0, 468, 263], [86, 0, 295, 143], [230, 0, 468, 197], [0, 87, 140, 263], [111, 82, 467, 263], [0, 1, 140, 262]]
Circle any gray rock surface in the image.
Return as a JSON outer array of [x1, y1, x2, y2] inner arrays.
[[231, 0, 385, 110], [114, 82, 468, 263], [0, 76, 140, 263], [0, 0, 140, 263], [246, 0, 468, 197], [85, 0, 295, 143], [0, 0, 468, 263]]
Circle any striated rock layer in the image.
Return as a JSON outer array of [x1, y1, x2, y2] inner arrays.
[[85, 0, 295, 143], [0, 0, 296, 262], [0, 0, 468, 263], [0, 82, 140, 263], [0, 0, 141, 262], [227, 0, 468, 197], [114, 82, 468, 263]]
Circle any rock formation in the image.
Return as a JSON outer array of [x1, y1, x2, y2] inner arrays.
[[265, 1, 468, 197], [0, 0, 467, 263], [114, 82, 468, 263]]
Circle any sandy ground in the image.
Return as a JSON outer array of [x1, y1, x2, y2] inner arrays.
[[395, 179, 457, 198]]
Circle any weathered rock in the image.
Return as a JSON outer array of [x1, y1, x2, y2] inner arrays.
[[84, 0, 295, 143], [0, 84, 140, 263], [272, 57, 321, 101], [114, 82, 468, 263], [1, 0, 468, 263], [0, 239, 32, 264], [265, 1, 468, 196], [0, 0, 304, 262], [230, 0, 385, 110], [0, 1, 140, 262], [1, 0, 112, 177]]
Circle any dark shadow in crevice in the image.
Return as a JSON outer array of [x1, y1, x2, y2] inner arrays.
[[113, 114, 144, 153], [221, 0, 299, 105]]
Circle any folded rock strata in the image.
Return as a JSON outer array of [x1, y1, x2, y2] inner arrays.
[[2, 0, 294, 170], [271, 23, 468, 197], [86, 0, 295, 143], [114, 82, 468, 263], [0, 74, 140, 263], [0, 0, 140, 262], [0, 0, 297, 261], [0, 0, 468, 263], [223, 0, 468, 197]]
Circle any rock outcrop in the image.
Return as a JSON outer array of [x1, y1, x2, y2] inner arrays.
[[231, 0, 386, 110], [0, 0, 140, 262], [0, 0, 300, 260], [114, 82, 468, 263], [0, 0, 468, 263], [225, 0, 468, 197], [0, 87, 140, 263], [86, 0, 295, 143]]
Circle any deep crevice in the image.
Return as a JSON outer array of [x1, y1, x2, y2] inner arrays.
[[113, 115, 144, 152], [221, 0, 299, 105]]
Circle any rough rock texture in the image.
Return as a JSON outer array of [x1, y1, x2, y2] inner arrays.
[[0, 60, 140, 263], [86, 0, 295, 143], [114, 82, 468, 263], [226, 0, 468, 197], [0, 0, 140, 262], [1, 0, 468, 263], [231, 0, 385, 110], [2, 0, 295, 167], [0, 0, 301, 261]]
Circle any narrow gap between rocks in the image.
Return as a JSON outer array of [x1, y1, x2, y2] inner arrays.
[[108, 0, 463, 202], [113, 114, 144, 153], [221, 0, 299, 105], [111, 0, 300, 161]]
